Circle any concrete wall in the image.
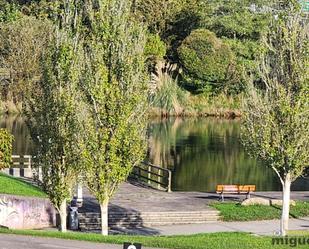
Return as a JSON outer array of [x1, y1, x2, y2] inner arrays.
[[0, 194, 56, 229]]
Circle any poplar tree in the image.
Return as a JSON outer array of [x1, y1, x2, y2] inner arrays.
[[24, 0, 84, 232], [241, 1, 309, 236], [0, 128, 13, 170], [80, 0, 148, 235]]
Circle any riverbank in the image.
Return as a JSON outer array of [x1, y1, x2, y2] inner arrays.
[[149, 93, 243, 119], [1, 94, 243, 119]]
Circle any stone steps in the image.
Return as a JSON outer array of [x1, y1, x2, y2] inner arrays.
[[78, 210, 220, 230]]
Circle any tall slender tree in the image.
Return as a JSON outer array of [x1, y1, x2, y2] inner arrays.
[[80, 0, 148, 235], [0, 128, 14, 170], [241, 1, 309, 236], [24, 0, 84, 232]]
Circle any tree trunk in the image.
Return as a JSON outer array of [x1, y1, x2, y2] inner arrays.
[[280, 173, 291, 236], [100, 200, 109, 236], [59, 199, 67, 232]]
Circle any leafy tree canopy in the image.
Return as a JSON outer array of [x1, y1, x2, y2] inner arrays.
[[178, 29, 238, 93]]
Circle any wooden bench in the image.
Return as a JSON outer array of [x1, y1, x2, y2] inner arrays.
[[216, 184, 256, 201]]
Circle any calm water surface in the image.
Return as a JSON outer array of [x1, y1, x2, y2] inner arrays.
[[1, 115, 308, 192], [147, 118, 309, 192]]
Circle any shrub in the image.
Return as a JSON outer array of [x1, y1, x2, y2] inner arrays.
[[178, 29, 237, 94], [145, 33, 167, 60], [0, 15, 52, 104], [151, 73, 189, 115], [0, 128, 14, 170], [0, 1, 20, 23]]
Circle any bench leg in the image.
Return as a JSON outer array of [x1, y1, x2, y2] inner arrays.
[[219, 193, 224, 202], [246, 193, 251, 199]]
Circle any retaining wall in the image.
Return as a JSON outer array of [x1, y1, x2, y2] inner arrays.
[[0, 194, 56, 229]]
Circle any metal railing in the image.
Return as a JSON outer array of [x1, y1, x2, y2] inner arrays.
[[131, 162, 172, 192], [1, 155, 34, 178], [7, 156, 173, 192], [11, 155, 32, 168]]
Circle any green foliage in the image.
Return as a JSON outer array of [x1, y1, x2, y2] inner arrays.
[[151, 74, 188, 115], [145, 33, 166, 60], [0, 173, 46, 197], [241, 5, 309, 182], [200, 0, 271, 90], [241, 3, 309, 235], [178, 29, 237, 93], [211, 202, 309, 222], [0, 1, 20, 23], [0, 15, 52, 103], [135, 0, 191, 35], [24, 3, 84, 212], [202, 0, 270, 40], [0, 128, 13, 169], [80, 0, 148, 207], [136, 0, 202, 60]]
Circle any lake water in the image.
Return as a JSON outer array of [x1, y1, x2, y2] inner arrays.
[[1, 115, 309, 192]]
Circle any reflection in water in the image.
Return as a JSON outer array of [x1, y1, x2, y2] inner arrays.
[[147, 118, 309, 192], [1, 115, 308, 192], [0, 115, 33, 155]]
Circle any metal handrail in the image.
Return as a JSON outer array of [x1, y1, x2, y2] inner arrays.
[[11, 155, 32, 168], [132, 162, 172, 192]]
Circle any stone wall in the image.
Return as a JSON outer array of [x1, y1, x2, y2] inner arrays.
[[0, 194, 56, 229]]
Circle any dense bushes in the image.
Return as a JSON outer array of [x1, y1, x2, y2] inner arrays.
[[0, 0, 277, 115], [0, 15, 51, 104], [178, 29, 237, 93], [0, 128, 13, 170], [145, 33, 167, 63]]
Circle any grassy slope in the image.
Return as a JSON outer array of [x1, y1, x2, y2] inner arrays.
[[0, 229, 307, 249], [211, 202, 309, 221], [0, 173, 46, 198]]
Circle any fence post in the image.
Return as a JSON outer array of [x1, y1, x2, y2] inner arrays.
[[23, 155, 32, 178], [147, 164, 151, 185], [28, 155, 32, 169], [167, 170, 172, 193], [158, 168, 161, 190]]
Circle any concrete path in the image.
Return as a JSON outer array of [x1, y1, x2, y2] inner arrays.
[[81, 181, 309, 214], [145, 217, 309, 236], [1, 219, 309, 249], [0, 234, 161, 249], [78, 217, 309, 236], [81, 181, 215, 213]]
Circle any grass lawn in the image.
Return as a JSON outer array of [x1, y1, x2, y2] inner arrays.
[[0, 228, 308, 249], [211, 201, 309, 221], [0, 173, 46, 198]]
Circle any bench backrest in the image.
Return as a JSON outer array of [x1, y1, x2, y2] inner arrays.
[[216, 184, 256, 192], [216, 185, 239, 192], [239, 185, 256, 192]]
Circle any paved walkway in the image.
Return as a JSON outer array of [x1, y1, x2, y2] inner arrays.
[[150, 217, 309, 236], [77, 181, 309, 236], [81, 181, 309, 214], [0, 234, 161, 249], [101, 217, 309, 236], [81, 181, 214, 213]]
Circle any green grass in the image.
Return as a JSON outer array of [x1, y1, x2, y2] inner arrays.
[[211, 202, 309, 221], [0, 173, 46, 198], [1, 229, 309, 249]]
